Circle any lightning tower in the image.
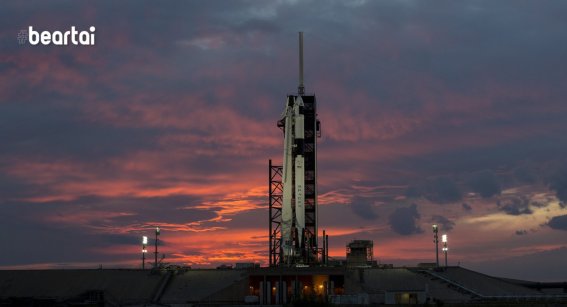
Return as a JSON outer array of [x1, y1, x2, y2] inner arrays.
[[269, 32, 321, 266]]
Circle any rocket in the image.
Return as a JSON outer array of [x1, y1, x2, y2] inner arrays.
[[281, 32, 307, 262], [281, 98, 294, 259], [281, 95, 306, 261], [294, 96, 305, 248], [279, 31, 318, 265]]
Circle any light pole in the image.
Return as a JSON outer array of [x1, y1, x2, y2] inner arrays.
[[442, 234, 448, 268], [432, 224, 439, 267], [154, 227, 160, 269], [142, 236, 148, 270]]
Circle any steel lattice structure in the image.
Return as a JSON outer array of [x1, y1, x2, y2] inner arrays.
[[268, 160, 283, 266]]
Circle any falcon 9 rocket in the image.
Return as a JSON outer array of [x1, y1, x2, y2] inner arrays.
[[278, 32, 321, 265]]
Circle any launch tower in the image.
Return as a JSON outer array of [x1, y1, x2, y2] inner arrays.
[[269, 32, 321, 266]]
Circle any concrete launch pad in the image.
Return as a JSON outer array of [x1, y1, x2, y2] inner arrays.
[[1, 266, 565, 306]]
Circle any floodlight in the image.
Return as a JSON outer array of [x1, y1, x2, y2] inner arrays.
[[142, 249, 147, 253], [432, 224, 439, 267], [156, 226, 160, 235], [442, 234, 447, 243], [142, 236, 148, 245]]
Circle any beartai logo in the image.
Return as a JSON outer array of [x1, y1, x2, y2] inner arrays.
[[28, 26, 96, 46]]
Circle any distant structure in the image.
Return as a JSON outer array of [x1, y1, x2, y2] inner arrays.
[[154, 226, 160, 268], [269, 32, 321, 266], [346, 240, 375, 267], [432, 224, 439, 267]]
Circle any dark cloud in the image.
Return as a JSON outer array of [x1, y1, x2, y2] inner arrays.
[[404, 186, 421, 198], [497, 196, 532, 215], [0, 194, 215, 266], [513, 165, 537, 184], [530, 201, 548, 208], [462, 203, 472, 211], [394, 136, 567, 184], [0, 102, 162, 160], [424, 176, 462, 204], [235, 18, 281, 34], [1, 194, 214, 233], [350, 196, 378, 220], [0, 173, 48, 201], [515, 229, 528, 236], [0, 210, 131, 265], [223, 208, 265, 228], [548, 214, 567, 231], [547, 165, 567, 202], [98, 233, 141, 246], [317, 200, 388, 233], [388, 204, 422, 236], [431, 215, 455, 232], [467, 170, 501, 198]]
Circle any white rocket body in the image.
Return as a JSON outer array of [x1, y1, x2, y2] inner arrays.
[[281, 101, 294, 259], [294, 96, 305, 247], [281, 96, 306, 261]]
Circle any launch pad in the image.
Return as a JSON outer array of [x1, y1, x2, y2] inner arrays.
[[2, 266, 565, 305]]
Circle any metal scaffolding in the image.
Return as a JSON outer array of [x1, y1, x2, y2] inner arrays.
[[269, 160, 283, 266]]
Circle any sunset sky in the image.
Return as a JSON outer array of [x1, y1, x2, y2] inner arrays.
[[1, 1, 567, 281]]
